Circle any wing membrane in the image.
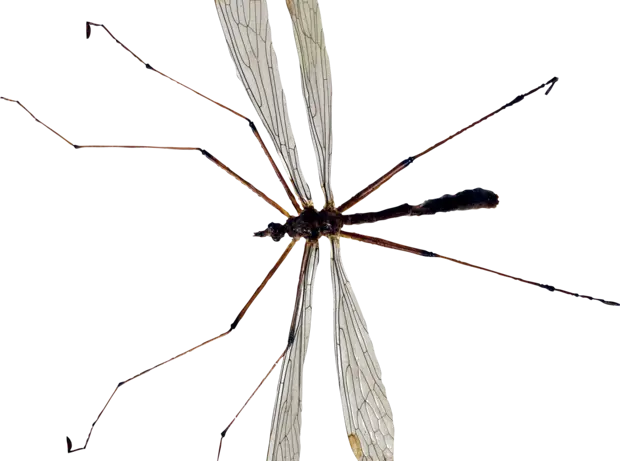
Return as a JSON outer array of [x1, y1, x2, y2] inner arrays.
[[286, 0, 334, 207], [215, 0, 313, 207], [267, 240, 319, 461], [330, 238, 394, 461]]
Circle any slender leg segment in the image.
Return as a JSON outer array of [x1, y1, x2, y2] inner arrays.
[[215, 348, 288, 461], [340, 230, 618, 306], [65, 239, 297, 453], [1, 97, 74, 147], [84, 22, 302, 214], [73, 144, 200, 152], [200, 150, 291, 218], [85, 21, 248, 120], [6, 22, 303, 218], [216, 244, 310, 461], [0, 96, 290, 218], [230, 239, 298, 330], [337, 77, 559, 213], [250, 125, 304, 213], [288, 243, 310, 333], [66, 329, 230, 453]]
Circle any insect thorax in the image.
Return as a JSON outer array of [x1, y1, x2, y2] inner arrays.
[[272, 207, 343, 240]]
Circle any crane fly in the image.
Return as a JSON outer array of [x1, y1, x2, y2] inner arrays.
[[1, 1, 618, 460]]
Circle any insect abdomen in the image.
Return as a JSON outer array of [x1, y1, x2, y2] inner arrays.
[[418, 188, 499, 215]]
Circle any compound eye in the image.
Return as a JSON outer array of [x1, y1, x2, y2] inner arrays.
[[268, 223, 279, 231]]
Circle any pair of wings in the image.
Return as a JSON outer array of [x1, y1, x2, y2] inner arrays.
[[215, 1, 394, 460]]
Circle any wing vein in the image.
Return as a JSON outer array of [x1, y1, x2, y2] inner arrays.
[[267, 240, 319, 461], [215, 0, 313, 207], [330, 237, 394, 461]]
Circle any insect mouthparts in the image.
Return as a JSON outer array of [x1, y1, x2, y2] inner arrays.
[[253, 230, 267, 237], [254, 222, 286, 241]]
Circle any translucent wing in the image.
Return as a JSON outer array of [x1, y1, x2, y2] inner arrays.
[[215, 0, 313, 207], [267, 240, 319, 461], [286, 0, 334, 207], [330, 238, 394, 461]]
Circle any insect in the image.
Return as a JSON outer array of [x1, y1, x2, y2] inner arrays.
[[3, 0, 616, 459]]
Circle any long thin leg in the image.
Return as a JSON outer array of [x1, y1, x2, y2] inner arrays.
[[65, 238, 297, 453], [0, 96, 73, 147], [217, 240, 315, 461], [85, 22, 302, 215], [215, 347, 287, 461], [250, 126, 304, 213], [73, 144, 200, 152], [0, 96, 295, 218], [337, 77, 559, 213], [340, 230, 618, 306], [200, 151, 291, 218], [86, 21, 248, 120]]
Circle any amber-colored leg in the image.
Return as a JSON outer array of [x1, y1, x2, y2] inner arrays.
[[86, 21, 303, 212], [201, 152, 295, 218], [67, 240, 298, 453], [0, 96, 295, 218], [0, 96, 73, 147], [86, 21, 248, 120], [252, 128, 304, 213], [216, 243, 310, 461], [338, 77, 558, 213], [215, 347, 287, 461], [340, 231, 618, 307]]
